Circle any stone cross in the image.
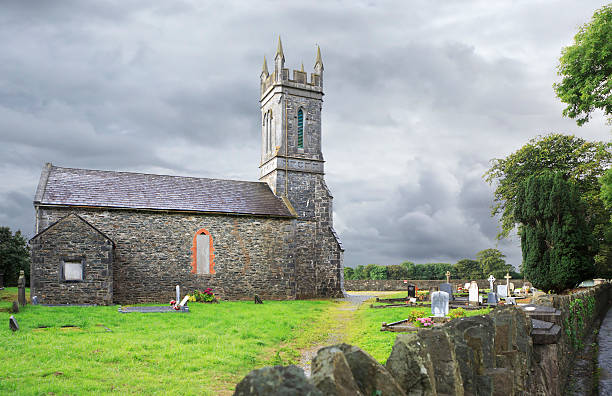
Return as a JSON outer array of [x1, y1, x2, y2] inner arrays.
[[445, 271, 451, 283], [17, 270, 26, 306], [505, 272, 511, 292], [487, 275, 496, 291]]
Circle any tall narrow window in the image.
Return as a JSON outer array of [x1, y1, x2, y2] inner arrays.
[[191, 228, 215, 274], [268, 110, 273, 152], [297, 108, 304, 148], [263, 112, 268, 153]]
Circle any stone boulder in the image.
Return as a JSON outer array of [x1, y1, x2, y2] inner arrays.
[[385, 333, 436, 396], [233, 365, 322, 396], [335, 343, 406, 396], [311, 346, 363, 396]]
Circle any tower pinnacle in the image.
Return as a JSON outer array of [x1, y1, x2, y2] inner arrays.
[[275, 36, 285, 61], [261, 56, 269, 77], [314, 45, 323, 71]]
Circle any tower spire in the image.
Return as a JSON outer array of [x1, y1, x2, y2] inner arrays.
[[300, 62, 304, 72], [275, 36, 285, 61]]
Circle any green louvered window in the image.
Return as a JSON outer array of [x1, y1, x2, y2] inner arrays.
[[297, 109, 304, 149]]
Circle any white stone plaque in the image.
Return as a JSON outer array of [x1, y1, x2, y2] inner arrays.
[[196, 233, 210, 274], [64, 261, 83, 281]]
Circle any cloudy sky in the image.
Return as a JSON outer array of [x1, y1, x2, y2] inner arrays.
[[1, 1, 610, 269]]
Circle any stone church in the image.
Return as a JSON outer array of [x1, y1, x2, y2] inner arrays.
[[29, 40, 344, 304]]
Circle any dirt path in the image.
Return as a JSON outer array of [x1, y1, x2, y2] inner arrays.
[[296, 293, 384, 377]]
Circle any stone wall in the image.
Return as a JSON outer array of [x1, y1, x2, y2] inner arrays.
[[345, 278, 526, 291], [30, 214, 114, 305], [35, 206, 343, 303], [234, 283, 612, 396]]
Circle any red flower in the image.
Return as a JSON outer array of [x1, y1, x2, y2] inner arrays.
[[170, 300, 176, 305]]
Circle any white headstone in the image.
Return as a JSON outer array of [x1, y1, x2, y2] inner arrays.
[[509, 282, 515, 295], [497, 284, 508, 299], [487, 275, 496, 291], [468, 281, 479, 305], [179, 295, 190, 307], [431, 291, 449, 317], [176, 285, 180, 302]]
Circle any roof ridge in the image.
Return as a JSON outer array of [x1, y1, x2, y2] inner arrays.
[[50, 165, 266, 185]]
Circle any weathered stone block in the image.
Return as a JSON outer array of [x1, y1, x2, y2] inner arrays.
[[233, 365, 321, 396], [385, 333, 436, 396], [311, 346, 363, 396]]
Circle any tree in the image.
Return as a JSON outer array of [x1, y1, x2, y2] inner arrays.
[[369, 266, 388, 280], [484, 134, 612, 275], [553, 5, 612, 126], [476, 248, 512, 279], [343, 267, 354, 280], [601, 168, 612, 212], [353, 265, 366, 280], [0, 227, 30, 286], [455, 258, 482, 279], [386, 264, 408, 280], [515, 172, 595, 292]]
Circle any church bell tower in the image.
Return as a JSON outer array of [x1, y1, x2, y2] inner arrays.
[[259, 37, 326, 219]]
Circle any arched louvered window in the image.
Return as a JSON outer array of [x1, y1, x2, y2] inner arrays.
[[297, 108, 304, 149]]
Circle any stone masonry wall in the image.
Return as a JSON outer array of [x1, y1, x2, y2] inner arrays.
[[234, 283, 612, 396], [37, 207, 300, 303], [30, 214, 114, 305], [345, 278, 526, 291]]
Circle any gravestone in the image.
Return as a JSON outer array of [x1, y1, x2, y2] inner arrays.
[[487, 275, 496, 291], [11, 301, 19, 313], [17, 270, 26, 306], [445, 270, 451, 283], [439, 283, 454, 301], [32, 296, 38, 305], [431, 291, 449, 317], [9, 315, 19, 332], [497, 285, 508, 299], [506, 297, 516, 305], [468, 281, 479, 306], [487, 292, 498, 305], [508, 282, 515, 296], [175, 285, 180, 302], [407, 284, 416, 298], [504, 272, 511, 290]]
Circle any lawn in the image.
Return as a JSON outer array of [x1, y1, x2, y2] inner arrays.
[[345, 296, 491, 363], [0, 288, 335, 395]]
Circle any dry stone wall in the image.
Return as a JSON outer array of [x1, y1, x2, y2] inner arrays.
[[345, 279, 525, 291]]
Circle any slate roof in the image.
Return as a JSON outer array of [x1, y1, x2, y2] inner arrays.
[[34, 164, 294, 218]]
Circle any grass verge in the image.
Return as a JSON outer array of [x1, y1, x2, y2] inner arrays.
[[0, 288, 333, 395]]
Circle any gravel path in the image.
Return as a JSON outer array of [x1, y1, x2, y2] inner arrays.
[[297, 293, 378, 377], [598, 305, 612, 395]]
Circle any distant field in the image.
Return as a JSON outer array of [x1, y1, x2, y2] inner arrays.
[[0, 288, 335, 395]]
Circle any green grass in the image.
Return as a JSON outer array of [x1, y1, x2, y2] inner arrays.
[[0, 288, 334, 395], [345, 296, 491, 363]]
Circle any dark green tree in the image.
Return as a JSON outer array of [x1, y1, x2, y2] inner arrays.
[[0, 227, 30, 286], [553, 4, 612, 126], [455, 258, 482, 279], [515, 172, 595, 292], [476, 248, 513, 279], [386, 264, 408, 280], [353, 265, 366, 280]]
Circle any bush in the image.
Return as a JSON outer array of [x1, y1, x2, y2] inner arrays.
[[0, 227, 30, 286], [190, 288, 217, 302]]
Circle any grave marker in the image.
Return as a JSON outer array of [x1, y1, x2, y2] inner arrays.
[[439, 283, 454, 301], [509, 282, 515, 296], [445, 271, 451, 284], [407, 284, 416, 298], [175, 285, 180, 303], [468, 281, 479, 306], [9, 315, 18, 332], [487, 275, 496, 291], [487, 292, 498, 306], [497, 284, 508, 299], [17, 270, 26, 306], [431, 291, 449, 317]]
